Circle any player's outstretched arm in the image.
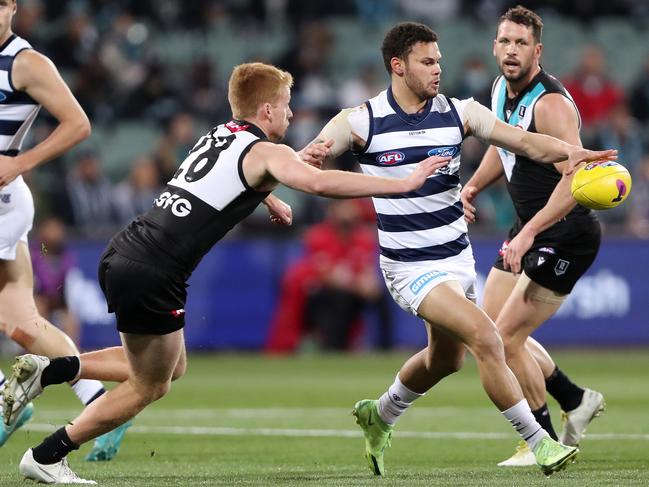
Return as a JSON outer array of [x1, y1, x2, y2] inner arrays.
[[260, 143, 450, 198], [0, 50, 91, 187], [464, 101, 616, 171]]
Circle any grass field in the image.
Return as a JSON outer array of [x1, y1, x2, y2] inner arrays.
[[1, 350, 648, 486]]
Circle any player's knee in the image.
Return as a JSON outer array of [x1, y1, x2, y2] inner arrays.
[[470, 324, 505, 361], [437, 354, 464, 376], [147, 381, 172, 403], [171, 361, 186, 381], [0, 286, 44, 348], [497, 321, 526, 357], [134, 379, 172, 405], [426, 348, 465, 376]]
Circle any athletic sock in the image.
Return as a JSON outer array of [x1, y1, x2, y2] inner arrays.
[[0, 368, 5, 388], [32, 427, 79, 465], [532, 403, 558, 440], [71, 380, 106, 405], [502, 399, 549, 450], [545, 366, 585, 412], [41, 357, 81, 388], [377, 374, 424, 426]]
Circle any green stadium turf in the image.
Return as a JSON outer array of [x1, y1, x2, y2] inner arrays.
[[1, 350, 648, 486]]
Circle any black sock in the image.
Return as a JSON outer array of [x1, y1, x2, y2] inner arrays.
[[532, 404, 558, 441], [545, 366, 585, 412], [41, 356, 81, 388], [32, 427, 79, 465]]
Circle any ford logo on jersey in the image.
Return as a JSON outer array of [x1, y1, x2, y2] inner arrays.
[[427, 146, 458, 158], [376, 151, 405, 165]]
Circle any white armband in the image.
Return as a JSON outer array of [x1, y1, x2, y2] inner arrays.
[[463, 101, 497, 141]]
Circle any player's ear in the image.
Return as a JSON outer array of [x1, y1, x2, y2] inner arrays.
[[391, 57, 405, 76], [263, 102, 272, 121]]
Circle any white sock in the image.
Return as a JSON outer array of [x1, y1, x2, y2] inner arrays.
[[71, 379, 106, 405], [377, 374, 424, 426], [0, 368, 5, 387], [502, 399, 549, 450]]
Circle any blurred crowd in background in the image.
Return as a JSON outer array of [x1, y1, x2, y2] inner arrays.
[[5, 0, 649, 353], [16, 0, 649, 241]]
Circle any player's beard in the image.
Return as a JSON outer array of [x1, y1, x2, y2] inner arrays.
[[500, 59, 532, 83], [404, 71, 437, 102]]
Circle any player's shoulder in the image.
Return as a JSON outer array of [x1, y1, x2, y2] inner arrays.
[[250, 140, 292, 159], [534, 91, 576, 119], [537, 70, 567, 93], [441, 95, 476, 115], [345, 104, 369, 123]]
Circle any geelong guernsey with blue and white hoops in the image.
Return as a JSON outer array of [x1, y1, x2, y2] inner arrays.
[[0, 35, 40, 157], [354, 86, 472, 264], [0, 35, 39, 260], [350, 87, 477, 312]]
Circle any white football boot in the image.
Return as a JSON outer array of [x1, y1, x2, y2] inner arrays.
[[559, 388, 605, 446], [20, 449, 96, 484], [497, 440, 537, 467], [2, 354, 50, 426]]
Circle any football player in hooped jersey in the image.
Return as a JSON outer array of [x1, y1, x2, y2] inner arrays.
[[310, 22, 616, 477], [461, 6, 607, 466], [0, 0, 131, 460], [3, 62, 452, 484]]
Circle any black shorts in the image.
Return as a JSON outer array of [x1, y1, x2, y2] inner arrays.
[[98, 246, 188, 335], [493, 220, 601, 295]]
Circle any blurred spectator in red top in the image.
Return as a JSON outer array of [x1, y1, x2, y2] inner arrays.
[[563, 45, 624, 131], [31, 217, 81, 344], [267, 199, 392, 352]]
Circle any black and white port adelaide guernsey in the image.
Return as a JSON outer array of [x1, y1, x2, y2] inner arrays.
[[111, 120, 271, 278]]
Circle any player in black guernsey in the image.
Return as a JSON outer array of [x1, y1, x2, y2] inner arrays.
[[4, 62, 451, 483], [462, 6, 606, 466]]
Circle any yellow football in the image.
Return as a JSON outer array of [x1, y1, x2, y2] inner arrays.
[[571, 161, 632, 210]]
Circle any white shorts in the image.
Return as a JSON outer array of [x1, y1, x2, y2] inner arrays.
[[380, 246, 477, 316], [0, 176, 34, 260]]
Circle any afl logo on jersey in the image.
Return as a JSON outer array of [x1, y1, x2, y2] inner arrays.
[[155, 191, 192, 217], [427, 146, 458, 158], [376, 151, 405, 165]]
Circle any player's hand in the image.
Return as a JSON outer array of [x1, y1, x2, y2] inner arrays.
[[264, 194, 292, 226], [0, 156, 23, 188], [565, 148, 617, 175], [298, 139, 333, 169], [460, 185, 479, 223], [503, 227, 535, 275], [404, 156, 450, 192]]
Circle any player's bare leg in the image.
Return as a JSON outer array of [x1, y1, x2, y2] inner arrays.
[[418, 281, 523, 410], [69, 329, 186, 443], [354, 319, 465, 475], [18, 329, 186, 483], [397, 323, 465, 395], [0, 243, 132, 459], [483, 270, 561, 380]]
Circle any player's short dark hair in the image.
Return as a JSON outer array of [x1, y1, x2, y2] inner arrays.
[[381, 22, 438, 74], [499, 5, 543, 43]]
